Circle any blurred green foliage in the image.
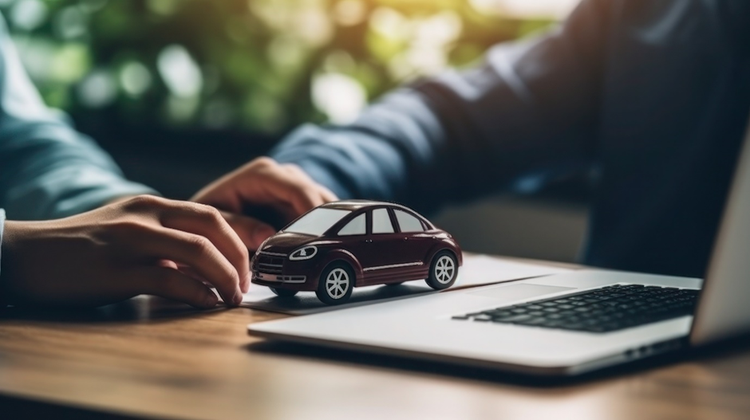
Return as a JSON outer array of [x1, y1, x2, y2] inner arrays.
[[0, 0, 555, 137]]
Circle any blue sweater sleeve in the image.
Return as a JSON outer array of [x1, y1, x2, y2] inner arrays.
[[0, 17, 155, 220], [271, 0, 608, 215]]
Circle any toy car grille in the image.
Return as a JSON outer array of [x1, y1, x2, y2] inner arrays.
[[256, 255, 284, 274]]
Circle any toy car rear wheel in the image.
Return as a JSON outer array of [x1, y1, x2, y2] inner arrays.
[[426, 251, 458, 290], [316, 263, 354, 305], [270, 287, 298, 298]]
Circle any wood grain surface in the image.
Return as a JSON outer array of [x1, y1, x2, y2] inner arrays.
[[1, 291, 749, 419]]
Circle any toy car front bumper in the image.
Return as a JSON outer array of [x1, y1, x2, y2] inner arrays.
[[253, 272, 306, 283], [251, 252, 322, 291], [252, 272, 317, 291]]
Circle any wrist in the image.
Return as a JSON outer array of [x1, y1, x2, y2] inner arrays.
[[1, 221, 21, 299], [105, 195, 141, 206], [0, 220, 42, 305], [0, 215, 14, 307]]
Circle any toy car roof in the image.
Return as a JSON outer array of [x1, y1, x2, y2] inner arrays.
[[321, 200, 410, 211], [320, 200, 435, 229]]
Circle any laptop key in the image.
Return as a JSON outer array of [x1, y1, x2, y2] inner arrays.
[[487, 310, 515, 318], [495, 314, 533, 323], [514, 317, 548, 326]]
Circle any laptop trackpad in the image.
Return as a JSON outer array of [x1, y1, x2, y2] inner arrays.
[[468, 283, 576, 303]]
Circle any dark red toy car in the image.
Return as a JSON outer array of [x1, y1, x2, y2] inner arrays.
[[251, 200, 463, 305]]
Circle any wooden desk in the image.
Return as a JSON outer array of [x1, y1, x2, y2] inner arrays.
[[1, 286, 750, 419]]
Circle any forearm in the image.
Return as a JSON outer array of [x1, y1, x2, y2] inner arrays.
[[272, 89, 449, 213], [273, 78, 593, 216], [272, 0, 607, 215]]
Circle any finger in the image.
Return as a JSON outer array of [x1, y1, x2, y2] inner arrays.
[[317, 185, 339, 203], [158, 201, 250, 292], [136, 226, 243, 305], [139, 266, 219, 309], [171, 261, 247, 294], [281, 164, 334, 209], [220, 211, 276, 251], [158, 259, 179, 270], [221, 212, 275, 293], [196, 158, 326, 216], [228, 173, 321, 217], [257, 166, 325, 214], [218, 208, 283, 292]]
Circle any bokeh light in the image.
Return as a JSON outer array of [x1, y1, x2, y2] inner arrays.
[[0, 0, 566, 136]]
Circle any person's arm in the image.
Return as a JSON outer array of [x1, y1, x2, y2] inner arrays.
[[0, 17, 154, 221], [192, 0, 610, 243], [270, 0, 609, 214], [0, 196, 250, 308], [0, 16, 251, 308]]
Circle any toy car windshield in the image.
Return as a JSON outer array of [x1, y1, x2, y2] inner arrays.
[[283, 208, 351, 236]]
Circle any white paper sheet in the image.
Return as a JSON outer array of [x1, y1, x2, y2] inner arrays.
[[240, 254, 573, 315], [452, 254, 572, 289]]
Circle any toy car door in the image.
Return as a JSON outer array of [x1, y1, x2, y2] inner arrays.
[[392, 208, 432, 264], [356, 208, 407, 283]]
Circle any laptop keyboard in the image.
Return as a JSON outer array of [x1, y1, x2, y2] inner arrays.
[[452, 284, 699, 333]]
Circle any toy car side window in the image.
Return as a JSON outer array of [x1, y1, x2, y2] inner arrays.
[[338, 213, 366, 236], [394, 209, 425, 232], [372, 208, 395, 234]]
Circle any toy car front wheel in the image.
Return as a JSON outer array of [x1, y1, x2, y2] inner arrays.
[[270, 287, 298, 298], [426, 251, 458, 290], [316, 263, 354, 305]]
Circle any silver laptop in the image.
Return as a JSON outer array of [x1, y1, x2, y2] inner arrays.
[[247, 117, 750, 376]]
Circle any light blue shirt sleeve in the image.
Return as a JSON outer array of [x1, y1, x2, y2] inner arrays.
[[0, 16, 156, 221]]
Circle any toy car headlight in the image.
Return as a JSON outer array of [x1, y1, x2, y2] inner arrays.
[[289, 246, 317, 261]]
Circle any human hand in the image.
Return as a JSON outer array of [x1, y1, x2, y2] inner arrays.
[[192, 157, 338, 250], [0, 195, 249, 308]]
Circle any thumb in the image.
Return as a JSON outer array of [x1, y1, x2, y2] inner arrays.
[[220, 211, 277, 251], [139, 266, 219, 309]]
